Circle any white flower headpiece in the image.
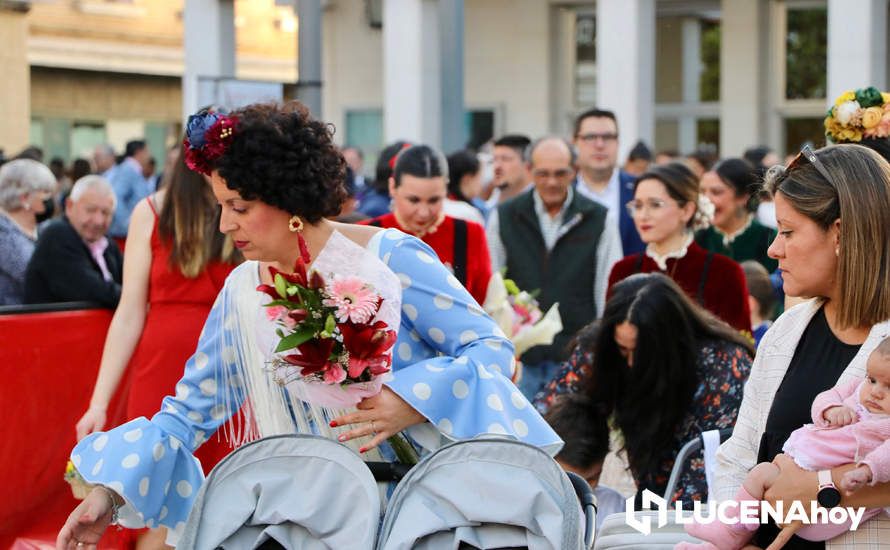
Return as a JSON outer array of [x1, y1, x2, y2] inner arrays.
[[693, 194, 715, 231]]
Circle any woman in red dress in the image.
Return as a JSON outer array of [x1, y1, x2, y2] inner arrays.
[[608, 162, 751, 334], [362, 144, 492, 305], [74, 145, 242, 548]]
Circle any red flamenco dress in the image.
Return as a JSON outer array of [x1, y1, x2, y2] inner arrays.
[[126, 200, 238, 467], [115, 200, 238, 545], [361, 212, 492, 305]]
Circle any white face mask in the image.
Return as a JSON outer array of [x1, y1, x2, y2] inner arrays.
[[757, 201, 777, 229]]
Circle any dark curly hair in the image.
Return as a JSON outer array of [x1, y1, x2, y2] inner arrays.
[[214, 101, 347, 223]]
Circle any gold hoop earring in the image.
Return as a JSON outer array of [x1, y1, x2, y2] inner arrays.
[[288, 215, 304, 233]]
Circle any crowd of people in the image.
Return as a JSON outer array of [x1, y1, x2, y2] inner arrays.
[[3, 88, 889, 549]]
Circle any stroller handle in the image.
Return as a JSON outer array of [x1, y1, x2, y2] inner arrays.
[[662, 426, 734, 502], [566, 471, 597, 549]]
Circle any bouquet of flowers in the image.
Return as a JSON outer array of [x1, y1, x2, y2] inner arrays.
[[483, 272, 562, 371], [257, 240, 398, 409], [64, 460, 92, 500], [825, 86, 890, 143]]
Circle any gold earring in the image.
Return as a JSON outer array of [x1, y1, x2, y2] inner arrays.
[[288, 215, 303, 233]]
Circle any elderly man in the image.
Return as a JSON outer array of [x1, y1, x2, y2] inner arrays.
[[24, 175, 122, 308], [486, 137, 622, 398]]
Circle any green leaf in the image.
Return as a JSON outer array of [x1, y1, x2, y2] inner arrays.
[[325, 314, 336, 334], [274, 273, 288, 299], [274, 326, 316, 352], [504, 278, 520, 296]]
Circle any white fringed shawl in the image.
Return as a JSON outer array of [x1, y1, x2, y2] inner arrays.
[[216, 231, 401, 461]]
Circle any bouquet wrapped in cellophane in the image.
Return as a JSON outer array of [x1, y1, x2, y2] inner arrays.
[[482, 272, 562, 381], [257, 238, 398, 409]]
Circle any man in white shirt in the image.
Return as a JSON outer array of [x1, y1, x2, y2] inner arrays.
[[573, 109, 645, 256]]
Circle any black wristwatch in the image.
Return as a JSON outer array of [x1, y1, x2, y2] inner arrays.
[[817, 469, 841, 508]]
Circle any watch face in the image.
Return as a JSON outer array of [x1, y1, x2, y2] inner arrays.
[[818, 487, 842, 508]]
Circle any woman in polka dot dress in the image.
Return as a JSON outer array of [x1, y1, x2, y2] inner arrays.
[[57, 102, 562, 549]]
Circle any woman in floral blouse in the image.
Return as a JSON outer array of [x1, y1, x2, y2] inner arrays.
[[536, 273, 753, 506]]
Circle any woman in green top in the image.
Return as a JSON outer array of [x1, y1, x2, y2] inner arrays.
[[696, 157, 778, 272]]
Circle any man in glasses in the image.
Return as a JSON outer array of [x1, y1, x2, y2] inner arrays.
[[486, 137, 622, 399], [572, 108, 645, 256]]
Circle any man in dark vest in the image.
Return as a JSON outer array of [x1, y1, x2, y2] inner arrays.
[[486, 137, 622, 398]]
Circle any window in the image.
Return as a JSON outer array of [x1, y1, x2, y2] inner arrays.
[[29, 119, 45, 152], [784, 117, 827, 152], [767, 1, 828, 155], [464, 110, 495, 150], [700, 19, 720, 102], [785, 7, 827, 100], [575, 13, 596, 106], [70, 122, 106, 161], [653, 14, 720, 154], [345, 109, 384, 173], [696, 119, 720, 151]]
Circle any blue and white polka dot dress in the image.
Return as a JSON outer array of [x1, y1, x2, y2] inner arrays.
[[71, 229, 562, 541]]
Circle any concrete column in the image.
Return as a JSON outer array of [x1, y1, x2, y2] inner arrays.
[[439, 0, 464, 153], [827, 0, 887, 102], [596, 0, 655, 163], [383, 0, 441, 147], [0, 1, 31, 156], [678, 18, 701, 152], [296, 0, 323, 116], [719, 0, 766, 156], [182, 0, 235, 120]]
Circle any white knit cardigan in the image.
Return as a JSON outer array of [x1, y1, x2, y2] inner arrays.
[[714, 298, 890, 548]]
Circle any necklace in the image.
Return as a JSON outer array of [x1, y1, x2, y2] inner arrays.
[[394, 211, 446, 238]]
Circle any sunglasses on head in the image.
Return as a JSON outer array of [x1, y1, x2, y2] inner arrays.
[[784, 144, 835, 187]]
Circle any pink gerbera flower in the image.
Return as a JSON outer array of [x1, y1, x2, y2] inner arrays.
[[323, 277, 379, 324]]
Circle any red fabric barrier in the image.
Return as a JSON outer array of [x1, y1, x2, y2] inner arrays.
[[0, 308, 131, 548]]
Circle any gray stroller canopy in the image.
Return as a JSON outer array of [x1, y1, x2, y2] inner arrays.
[[178, 434, 380, 550], [376, 436, 592, 550]]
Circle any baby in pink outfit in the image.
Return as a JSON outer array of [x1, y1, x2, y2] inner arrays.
[[678, 337, 890, 550]]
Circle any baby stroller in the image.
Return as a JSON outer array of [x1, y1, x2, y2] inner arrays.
[[178, 434, 380, 549], [592, 428, 733, 550], [376, 436, 596, 549], [181, 434, 596, 549]]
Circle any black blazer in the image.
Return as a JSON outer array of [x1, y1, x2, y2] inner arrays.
[[24, 217, 123, 308]]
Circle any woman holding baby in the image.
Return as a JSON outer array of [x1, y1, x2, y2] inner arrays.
[[688, 144, 890, 550]]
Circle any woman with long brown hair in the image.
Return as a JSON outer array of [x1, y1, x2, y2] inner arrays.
[[74, 141, 241, 548]]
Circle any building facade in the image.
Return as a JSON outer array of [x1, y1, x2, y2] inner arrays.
[[3, 0, 888, 168], [2, 0, 296, 164]]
